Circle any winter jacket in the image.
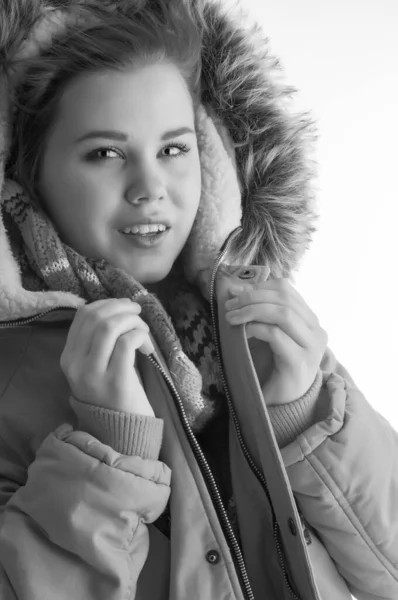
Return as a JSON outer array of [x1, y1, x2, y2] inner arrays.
[[1, 1, 398, 600], [1, 267, 398, 600]]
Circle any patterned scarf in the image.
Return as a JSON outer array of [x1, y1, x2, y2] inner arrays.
[[2, 178, 228, 431]]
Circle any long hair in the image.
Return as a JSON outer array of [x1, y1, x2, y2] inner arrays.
[[5, 0, 203, 205]]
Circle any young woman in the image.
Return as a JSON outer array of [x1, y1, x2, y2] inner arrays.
[[0, 1, 397, 599]]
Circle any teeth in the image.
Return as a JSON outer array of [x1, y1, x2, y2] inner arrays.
[[122, 224, 167, 235]]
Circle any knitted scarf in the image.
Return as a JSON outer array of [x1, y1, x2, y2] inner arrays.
[[2, 178, 228, 431]]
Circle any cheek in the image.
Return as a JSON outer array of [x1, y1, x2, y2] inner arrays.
[[190, 160, 202, 217], [39, 160, 116, 249], [175, 154, 202, 218]]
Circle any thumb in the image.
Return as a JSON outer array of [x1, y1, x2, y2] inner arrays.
[[138, 334, 155, 356]]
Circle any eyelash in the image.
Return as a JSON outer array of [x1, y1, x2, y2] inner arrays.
[[86, 142, 190, 162]]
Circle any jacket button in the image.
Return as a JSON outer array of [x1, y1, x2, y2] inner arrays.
[[238, 268, 256, 279], [288, 518, 297, 536], [206, 550, 221, 565]]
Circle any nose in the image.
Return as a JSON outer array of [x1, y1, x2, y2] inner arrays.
[[125, 161, 167, 205]]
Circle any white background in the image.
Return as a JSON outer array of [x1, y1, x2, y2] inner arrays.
[[237, 0, 398, 429]]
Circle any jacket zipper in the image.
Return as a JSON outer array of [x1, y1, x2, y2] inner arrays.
[[146, 351, 255, 600], [0, 306, 77, 328], [208, 230, 301, 600]]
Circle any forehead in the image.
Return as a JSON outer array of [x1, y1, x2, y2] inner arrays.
[[54, 62, 194, 140]]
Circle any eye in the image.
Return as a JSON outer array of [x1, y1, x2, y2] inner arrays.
[[160, 142, 190, 159], [86, 147, 125, 162]]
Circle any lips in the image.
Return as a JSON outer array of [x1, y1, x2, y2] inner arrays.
[[120, 226, 170, 249]]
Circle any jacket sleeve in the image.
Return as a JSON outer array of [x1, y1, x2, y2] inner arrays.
[[0, 423, 171, 600], [275, 346, 398, 600]]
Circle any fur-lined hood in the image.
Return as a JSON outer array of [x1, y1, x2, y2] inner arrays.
[[0, 0, 319, 320]]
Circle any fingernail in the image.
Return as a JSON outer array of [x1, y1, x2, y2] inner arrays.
[[141, 341, 155, 355], [229, 284, 244, 296]]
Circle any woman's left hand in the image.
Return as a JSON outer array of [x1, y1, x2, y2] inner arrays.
[[225, 277, 328, 405]]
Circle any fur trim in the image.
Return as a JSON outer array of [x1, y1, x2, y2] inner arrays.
[[198, 0, 319, 274], [0, 0, 319, 320]]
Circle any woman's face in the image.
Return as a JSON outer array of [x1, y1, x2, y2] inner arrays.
[[38, 61, 202, 285]]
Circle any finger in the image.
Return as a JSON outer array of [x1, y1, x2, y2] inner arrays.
[[65, 298, 141, 358], [254, 278, 320, 327], [226, 287, 317, 332], [226, 302, 313, 348], [86, 313, 150, 372], [108, 328, 154, 374], [246, 321, 299, 361], [63, 299, 109, 359]]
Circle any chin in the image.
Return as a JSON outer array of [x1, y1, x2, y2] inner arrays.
[[130, 267, 172, 287], [108, 252, 176, 286]]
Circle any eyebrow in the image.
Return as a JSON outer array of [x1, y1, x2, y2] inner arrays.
[[75, 127, 195, 143]]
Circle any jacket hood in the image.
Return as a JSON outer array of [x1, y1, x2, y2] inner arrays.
[[0, 0, 319, 320]]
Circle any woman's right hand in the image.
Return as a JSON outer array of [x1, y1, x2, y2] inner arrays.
[[60, 298, 155, 416]]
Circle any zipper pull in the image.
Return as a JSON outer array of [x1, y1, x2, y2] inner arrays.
[[298, 511, 312, 545]]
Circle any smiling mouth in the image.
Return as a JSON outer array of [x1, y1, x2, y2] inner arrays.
[[119, 227, 170, 248], [120, 224, 170, 236]]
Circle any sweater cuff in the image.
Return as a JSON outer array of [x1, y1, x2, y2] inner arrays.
[[267, 370, 325, 448], [69, 396, 164, 460]]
